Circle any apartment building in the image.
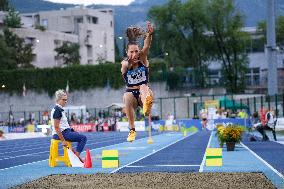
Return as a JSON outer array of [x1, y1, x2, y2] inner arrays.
[[12, 27, 78, 68], [15, 6, 114, 67], [206, 51, 284, 92], [184, 27, 284, 92]]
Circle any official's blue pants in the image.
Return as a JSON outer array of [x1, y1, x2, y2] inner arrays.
[[53, 128, 87, 153]]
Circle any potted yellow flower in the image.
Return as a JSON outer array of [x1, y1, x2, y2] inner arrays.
[[216, 124, 225, 147], [220, 125, 243, 151]]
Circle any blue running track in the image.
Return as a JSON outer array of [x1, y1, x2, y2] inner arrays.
[[118, 131, 210, 173], [0, 131, 283, 188], [0, 132, 157, 169], [242, 134, 284, 175]]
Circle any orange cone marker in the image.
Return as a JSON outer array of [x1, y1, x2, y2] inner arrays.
[[84, 149, 92, 168]]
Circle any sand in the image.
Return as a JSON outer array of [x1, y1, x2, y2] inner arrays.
[[12, 172, 276, 189]]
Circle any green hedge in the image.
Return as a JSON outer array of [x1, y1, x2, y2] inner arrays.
[[0, 61, 167, 96]]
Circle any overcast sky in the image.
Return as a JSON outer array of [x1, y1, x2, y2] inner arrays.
[[45, 0, 135, 6]]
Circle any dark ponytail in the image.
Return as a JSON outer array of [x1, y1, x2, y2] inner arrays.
[[125, 26, 146, 50]]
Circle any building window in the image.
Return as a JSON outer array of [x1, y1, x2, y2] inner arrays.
[[208, 69, 220, 85], [54, 40, 61, 48], [110, 21, 112, 27], [75, 17, 83, 23], [41, 19, 48, 28], [253, 68, 259, 74], [92, 17, 98, 24], [246, 68, 260, 86], [25, 37, 36, 45], [84, 30, 92, 45], [87, 59, 93, 64], [253, 75, 260, 85], [32, 54, 37, 62], [87, 45, 93, 58], [87, 30, 92, 38]]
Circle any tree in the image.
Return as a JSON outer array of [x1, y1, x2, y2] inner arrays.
[[179, 0, 212, 87], [149, 0, 213, 87], [3, 28, 34, 68], [0, 1, 34, 70], [0, 0, 9, 11], [207, 0, 250, 93], [55, 42, 81, 66], [0, 34, 16, 69], [148, 0, 185, 68], [3, 8, 21, 28], [148, 0, 250, 91]]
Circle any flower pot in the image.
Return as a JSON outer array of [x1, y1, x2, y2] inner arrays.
[[226, 142, 235, 151]]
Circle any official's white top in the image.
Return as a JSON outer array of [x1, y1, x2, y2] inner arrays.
[[266, 111, 274, 127], [51, 104, 70, 135]]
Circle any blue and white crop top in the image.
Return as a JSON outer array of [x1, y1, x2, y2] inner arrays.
[[123, 61, 149, 87]]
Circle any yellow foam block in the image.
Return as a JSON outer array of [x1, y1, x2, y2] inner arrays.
[[205, 148, 222, 166], [102, 150, 119, 168]]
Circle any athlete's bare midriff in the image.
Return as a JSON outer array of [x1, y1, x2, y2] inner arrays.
[[126, 83, 149, 90]]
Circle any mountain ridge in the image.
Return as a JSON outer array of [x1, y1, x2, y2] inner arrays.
[[10, 0, 284, 37]]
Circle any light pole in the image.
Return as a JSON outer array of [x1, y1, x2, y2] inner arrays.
[[266, 0, 278, 95]]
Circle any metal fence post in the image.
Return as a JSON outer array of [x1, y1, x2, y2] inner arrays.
[[267, 95, 270, 110], [275, 94, 278, 117], [247, 98, 250, 114], [194, 102, 197, 118], [253, 96, 256, 113], [261, 96, 263, 109], [160, 98, 162, 120], [187, 96, 190, 118], [173, 97, 176, 119], [38, 111, 41, 124], [81, 109, 83, 123], [283, 94, 284, 117]]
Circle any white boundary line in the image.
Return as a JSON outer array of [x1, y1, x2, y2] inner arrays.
[[0, 140, 125, 171], [0, 132, 163, 171], [126, 164, 200, 168], [199, 131, 213, 172], [0, 135, 124, 152], [0, 159, 47, 171], [0, 135, 132, 161], [275, 141, 284, 145], [111, 132, 197, 173], [241, 142, 284, 180]]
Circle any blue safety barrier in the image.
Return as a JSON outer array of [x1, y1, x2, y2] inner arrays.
[[151, 118, 251, 131], [8, 126, 25, 133]]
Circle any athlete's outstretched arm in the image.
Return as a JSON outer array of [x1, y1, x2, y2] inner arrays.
[[141, 22, 153, 57]]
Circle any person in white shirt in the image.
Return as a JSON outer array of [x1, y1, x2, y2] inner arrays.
[[51, 90, 87, 162]]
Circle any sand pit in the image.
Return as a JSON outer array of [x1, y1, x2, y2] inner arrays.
[[12, 172, 276, 189]]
